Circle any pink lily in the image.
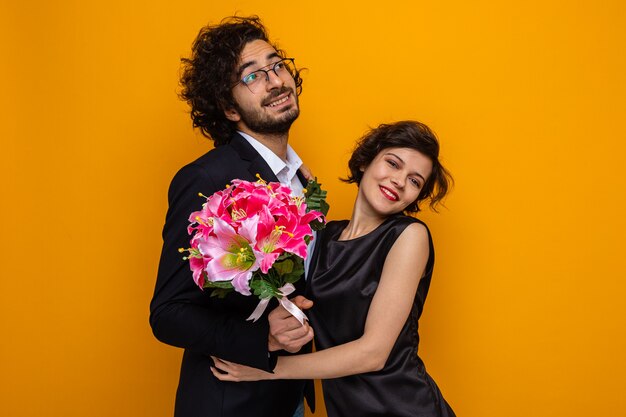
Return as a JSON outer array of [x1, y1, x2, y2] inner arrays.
[[198, 216, 262, 296], [255, 205, 320, 271], [228, 182, 273, 221]]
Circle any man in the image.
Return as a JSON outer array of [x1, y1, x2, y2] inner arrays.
[[150, 16, 314, 417]]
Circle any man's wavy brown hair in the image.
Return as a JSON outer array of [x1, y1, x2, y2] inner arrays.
[[179, 16, 303, 146]]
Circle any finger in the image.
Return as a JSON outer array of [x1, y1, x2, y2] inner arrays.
[[211, 355, 234, 365], [291, 295, 314, 310], [268, 304, 294, 320], [293, 320, 311, 336], [275, 320, 311, 341], [279, 324, 314, 345], [283, 328, 315, 353], [300, 164, 314, 180], [270, 315, 309, 335], [211, 361, 227, 373], [211, 366, 236, 382], [210, 356, 232, 373], [279, 328, 307, 343], [293, 325, 314, 343]]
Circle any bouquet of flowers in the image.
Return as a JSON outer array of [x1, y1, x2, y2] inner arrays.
[[180, 176, 328, 323]]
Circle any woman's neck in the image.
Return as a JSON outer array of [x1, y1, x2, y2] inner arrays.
[[339, 199, 388, 241]]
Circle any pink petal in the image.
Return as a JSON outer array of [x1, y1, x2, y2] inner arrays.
[[197, 236, 228, 259], [259, 252, 280, 274], [204, 256, 240, 282], [230, 270, 253, 296], [211, 218, 240, 249], [189, 256, 207, 288], [237, 215, 260, 246]]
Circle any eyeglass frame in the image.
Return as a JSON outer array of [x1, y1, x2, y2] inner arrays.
[[232, 58, 297, 93]]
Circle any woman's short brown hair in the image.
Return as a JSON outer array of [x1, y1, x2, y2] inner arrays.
[[343, 120, 453, 212]]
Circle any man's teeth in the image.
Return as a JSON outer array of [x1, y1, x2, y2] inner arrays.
[[267, 95, 289, 107]]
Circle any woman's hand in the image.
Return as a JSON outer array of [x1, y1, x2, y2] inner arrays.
[[210, 356, 276, 382]]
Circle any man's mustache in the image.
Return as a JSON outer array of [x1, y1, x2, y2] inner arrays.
[[261, 87, 293, 106]]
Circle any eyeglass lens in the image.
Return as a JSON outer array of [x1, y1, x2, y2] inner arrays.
[[241, 59, 295, 92]]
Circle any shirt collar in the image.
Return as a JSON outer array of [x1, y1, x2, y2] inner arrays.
[[238, 131, 302, 178]]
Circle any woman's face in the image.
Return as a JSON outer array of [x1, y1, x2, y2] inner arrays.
[[358, 147, 433, 217]]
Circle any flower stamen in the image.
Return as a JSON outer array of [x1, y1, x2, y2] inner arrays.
[[231, 208, 247, 221]]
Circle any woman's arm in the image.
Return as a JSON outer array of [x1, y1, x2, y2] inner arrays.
[[211, 222, 430, 381]]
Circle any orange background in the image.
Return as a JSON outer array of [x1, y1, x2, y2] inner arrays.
[[2, 1, 625, 416]]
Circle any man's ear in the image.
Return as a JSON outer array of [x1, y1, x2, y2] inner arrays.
[[224, 107, 241, 122]]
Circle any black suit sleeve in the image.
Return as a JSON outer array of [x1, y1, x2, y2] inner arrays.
[[149, 163, 273, 371]]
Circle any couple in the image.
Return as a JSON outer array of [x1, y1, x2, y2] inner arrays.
[[150, 16, 455, 417]]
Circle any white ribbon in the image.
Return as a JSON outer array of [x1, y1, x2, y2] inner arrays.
[[246, 283, 308, 325]]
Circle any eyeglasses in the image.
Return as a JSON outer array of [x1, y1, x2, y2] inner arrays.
[[234, 58, 296, 93]]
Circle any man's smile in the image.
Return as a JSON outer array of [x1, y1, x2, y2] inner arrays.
[[266, 93, 290, 107]]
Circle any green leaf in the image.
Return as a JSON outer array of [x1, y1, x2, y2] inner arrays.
[[281, 257, 305, 284], [203, 280, 234, 289], [276, 252, 293, 261], [250, 279, 280, 299], [273, 258, 294, 276], [201, 279, 235, 298], [319, 199, 330, 217], [305, 177, 330, 217], [209, 288, 232, 298], [309, 217, 327, 232]]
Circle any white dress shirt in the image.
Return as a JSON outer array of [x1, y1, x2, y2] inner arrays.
[[238, 131, 315, 276]]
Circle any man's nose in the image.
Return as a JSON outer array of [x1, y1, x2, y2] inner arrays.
[[265, 70, 284, 89]]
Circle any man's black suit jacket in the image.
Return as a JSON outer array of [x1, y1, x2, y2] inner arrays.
[[150, 133, 313, 417]]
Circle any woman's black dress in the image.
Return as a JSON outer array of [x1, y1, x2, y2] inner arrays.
[[306, 214, 455, 417]]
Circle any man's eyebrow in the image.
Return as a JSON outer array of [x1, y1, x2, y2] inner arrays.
[[265, 51, 280, 61], [237, 52, 281, 77]]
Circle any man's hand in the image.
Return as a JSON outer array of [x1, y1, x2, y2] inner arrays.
[[268, 296, 314, 353], [299, 164, 314, 181]]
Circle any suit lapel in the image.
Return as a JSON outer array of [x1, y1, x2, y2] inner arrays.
[[228, 133, 308, 188], [296, 170, 308, 188], [228, 133, 279, 183]]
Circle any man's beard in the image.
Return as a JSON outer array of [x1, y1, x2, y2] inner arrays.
[[234, 87, 300, 135]]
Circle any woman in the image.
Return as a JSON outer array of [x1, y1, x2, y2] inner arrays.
[[212, 120, 456, 417]]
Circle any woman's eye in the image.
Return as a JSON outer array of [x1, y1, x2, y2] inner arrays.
[[387, 160, 398, 168], [410, 178, 421, 188]]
